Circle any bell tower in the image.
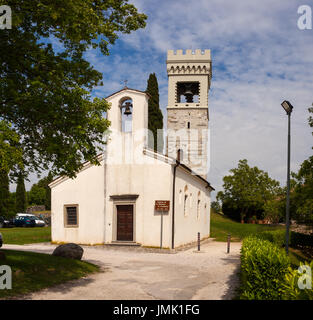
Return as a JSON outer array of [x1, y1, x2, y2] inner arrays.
[[166, 49, 212, 178]]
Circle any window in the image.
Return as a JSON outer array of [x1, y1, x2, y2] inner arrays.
[[176, 82, 200, 103], [179, 190, 182, 205], [64, 205, 79, 227], [120, 98, 133, 133], [197, 191, 201, 220], [184, 195, 188, 216], [197, 200, 201, 220]]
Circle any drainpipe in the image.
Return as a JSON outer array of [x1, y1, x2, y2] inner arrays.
[[171, 150, 182, 250]]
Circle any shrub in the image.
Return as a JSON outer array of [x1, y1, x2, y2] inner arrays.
[[280, 261, 313, 300], [257, 230, 313, 249], [257, 230, 287, 247], [240, 236, 291, 300]]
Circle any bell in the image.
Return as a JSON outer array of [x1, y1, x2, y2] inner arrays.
[[123, 102, 132, 116], [184, 85, 194, 103]]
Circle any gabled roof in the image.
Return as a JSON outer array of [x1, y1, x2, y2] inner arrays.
[[105, 87, 151, 100]]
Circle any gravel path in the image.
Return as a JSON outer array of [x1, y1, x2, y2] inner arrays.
[[4, 241, 242, 300]]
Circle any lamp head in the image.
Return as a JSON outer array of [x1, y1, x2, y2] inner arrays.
[[281, 100, 293, 115]]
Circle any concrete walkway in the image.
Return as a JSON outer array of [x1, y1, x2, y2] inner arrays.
[[4, 241, 241, 300]]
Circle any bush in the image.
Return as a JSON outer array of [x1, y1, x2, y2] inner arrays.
[[280, 261, 313, 300], [257, 230, 286, 247], [240, 236, 290, 300], [240, 236, 313, 300], [256, 230, 313, 249]]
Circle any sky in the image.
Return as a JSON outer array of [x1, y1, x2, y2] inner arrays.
[[18, 0, 313, 198]]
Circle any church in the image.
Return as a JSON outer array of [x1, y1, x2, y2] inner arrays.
[[49, 49, 214, 249]]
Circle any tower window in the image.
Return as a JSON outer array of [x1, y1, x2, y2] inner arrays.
[[187, 121, 190, 129], [120, 98, 133, 132], [176, 82, 200, 103]]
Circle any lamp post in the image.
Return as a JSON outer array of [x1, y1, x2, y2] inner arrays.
[[281, 100, 293, 255]]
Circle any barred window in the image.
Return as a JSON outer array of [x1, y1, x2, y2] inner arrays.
[[64, 205, 78, 227]]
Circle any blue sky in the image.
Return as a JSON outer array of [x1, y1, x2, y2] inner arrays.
[[20, 0, 313, 196]]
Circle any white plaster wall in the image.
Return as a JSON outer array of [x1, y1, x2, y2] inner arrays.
[[51, 160, 105, 245], [173, 167, 211, 247], [104, 158, 173, 248]]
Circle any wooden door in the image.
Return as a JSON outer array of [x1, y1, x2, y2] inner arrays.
[[116, 205, 133, 241]]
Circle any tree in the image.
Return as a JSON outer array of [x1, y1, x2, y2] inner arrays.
[[146, 73, 164, 153], [28, 184, 46, 206], [291, 156, 313, 228], [0, 1, 147, 178], [27, 172, 53, 209], [211, 201, 221, 214], [16, 173, 27, 212], [0, 120, 23, 178], [0, 169, 10, 216], [217, 159, 281, 222]]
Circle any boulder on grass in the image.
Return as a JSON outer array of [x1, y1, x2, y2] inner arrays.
[[52, 243, 83, 260]]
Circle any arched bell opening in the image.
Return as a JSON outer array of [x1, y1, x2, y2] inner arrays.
[[119, 96, 133, 133]]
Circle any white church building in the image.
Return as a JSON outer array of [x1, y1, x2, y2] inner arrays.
[[49, 49, 214, 249]]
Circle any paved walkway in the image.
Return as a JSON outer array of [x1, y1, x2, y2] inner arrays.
[[4, 241, 242, 300]]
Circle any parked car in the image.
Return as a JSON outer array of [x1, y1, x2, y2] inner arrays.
[[16, 213, 46, 227], [14, 216, 36, 228], [0, 216, 15, 228], [31, 216, 46, 227]]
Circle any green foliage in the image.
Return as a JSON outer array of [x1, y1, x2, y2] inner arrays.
[[0, 0, 147, 178], [240, 236, 313, 300], [146, 73, 164, 153], [309, 105, 313, 143], [16, 173, 27, 212], [27, 173, 53, 208], [263, 198, 284, 223], [256, 229, 287, 247], [0, 121, 23, 176], [240, 237, 291, 300], [280, 261, 313, 300], [0, 169, 10, 216], [217, 159, 282, 222], [291, 156, 313, 228], [28, 184, 46, 206], [211, 201, 221, 213]]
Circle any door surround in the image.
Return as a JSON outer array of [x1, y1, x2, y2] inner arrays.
[[110, 195, 138, 242]]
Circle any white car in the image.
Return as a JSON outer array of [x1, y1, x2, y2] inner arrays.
[[16, 213, 46, 227]]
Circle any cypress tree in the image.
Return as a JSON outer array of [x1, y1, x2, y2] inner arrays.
[[16, 173, 27, 212], [0, 169, 10, 217], [146, 73, 164, 153]]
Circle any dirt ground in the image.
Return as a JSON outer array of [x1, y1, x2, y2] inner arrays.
[[4, 241, 242, 300]]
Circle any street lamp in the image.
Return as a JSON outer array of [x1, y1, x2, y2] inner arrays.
[[281, 100, 293, 255]]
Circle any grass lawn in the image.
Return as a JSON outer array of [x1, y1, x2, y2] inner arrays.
[[0, 227, 51, 244], [210, 212, 284, 242], [0, 249, 99, 299]]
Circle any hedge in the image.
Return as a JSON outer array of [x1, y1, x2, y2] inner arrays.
[[256, 230, 313, 249], [240, 236, 290, 299], [240, 237, 313, 300]]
